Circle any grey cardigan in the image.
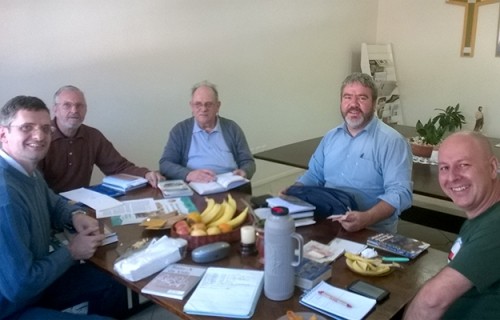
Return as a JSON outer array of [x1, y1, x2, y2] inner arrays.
[[159, 117, 256, 180]]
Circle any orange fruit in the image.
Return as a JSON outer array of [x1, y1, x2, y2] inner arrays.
[[218, 223, 233, 233], [186, 212, 202, 225]]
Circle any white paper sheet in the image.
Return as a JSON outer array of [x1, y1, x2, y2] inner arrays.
[[96, 198, 157, 218], [60, 188, 122, 211]]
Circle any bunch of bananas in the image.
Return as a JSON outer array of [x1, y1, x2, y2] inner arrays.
[[344, 252, 399, 276], [200, 194, 248, 229]]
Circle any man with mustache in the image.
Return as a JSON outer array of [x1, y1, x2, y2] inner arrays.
[[39, 85, 163, 193], [287, 73, 412, 233]]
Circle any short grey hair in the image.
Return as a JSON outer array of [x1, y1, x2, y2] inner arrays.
[[53, 85, 85, 104], [191, 81, 219, 101], [0, 96, 49, 126], [340, 72, 378, 102]]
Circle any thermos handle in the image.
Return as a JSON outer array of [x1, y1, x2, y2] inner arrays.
[[290, 232, 304, 267]]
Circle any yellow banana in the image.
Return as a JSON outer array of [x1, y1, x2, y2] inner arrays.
[[207, 200, 237, 227], [210, 201, 226, 223], [226, 206, 249, 229], [227, 193, 237, 210], [344, 252, 396, 276], [201, 203, 221, 224], [200, 198, 216, 218]]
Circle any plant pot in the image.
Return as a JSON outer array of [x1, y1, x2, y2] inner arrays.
[[411, 143, 433, 158]]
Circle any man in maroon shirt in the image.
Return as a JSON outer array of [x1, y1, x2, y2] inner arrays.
[[39, 85, 164, 193]]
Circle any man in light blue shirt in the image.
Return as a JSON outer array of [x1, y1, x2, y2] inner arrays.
[[293, 73, 412, 233], [160, 81, 255, 182]]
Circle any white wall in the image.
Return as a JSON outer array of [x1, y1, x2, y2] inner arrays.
[[5, 1, 497, 190], [377, 0, 500, 136], [0, 0, 378, 186]]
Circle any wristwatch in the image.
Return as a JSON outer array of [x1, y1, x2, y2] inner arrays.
[[71, 210, 87, 217]]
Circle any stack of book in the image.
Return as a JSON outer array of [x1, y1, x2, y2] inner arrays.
[[157, 180, 193, 198], [101, 173, 148, 192], [266, 195, 316, 227]]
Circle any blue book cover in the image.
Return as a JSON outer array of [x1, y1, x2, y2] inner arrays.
[[86, 184, 125, 198], [295, 258, 332, 290]]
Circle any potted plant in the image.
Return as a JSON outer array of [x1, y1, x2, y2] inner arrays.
[[410, 104, 466, 158]]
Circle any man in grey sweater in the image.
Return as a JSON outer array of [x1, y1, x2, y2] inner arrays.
[[159, 81, 255, 182]]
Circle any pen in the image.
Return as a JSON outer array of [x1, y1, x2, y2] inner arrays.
[[318, 290, 352, 308], [382, 256, 410, 262]]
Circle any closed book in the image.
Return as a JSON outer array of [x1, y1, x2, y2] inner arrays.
[[158, 180, 193, 198], [188, 172, 249, 195], [266, 195, 316, 214], [102, 173, 148, 192], [295, 258, 332, 290], [366, 233, 430, 259], [141, 264, 206, 300], [86, 184, 125, 198], [101, 224, 118, 246]]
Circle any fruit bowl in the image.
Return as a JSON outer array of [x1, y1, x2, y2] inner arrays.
[[170, 214, 252, 251]]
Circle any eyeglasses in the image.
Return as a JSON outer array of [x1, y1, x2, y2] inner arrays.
[[7, 124, 55, 135], [192, 102, 217, 109]]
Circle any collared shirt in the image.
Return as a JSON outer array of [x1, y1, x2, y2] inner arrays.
[[0, 149, 29, 176], [187, 118, 237, 174], [297, 117, 413, 233], [38, 119, 149, 193]]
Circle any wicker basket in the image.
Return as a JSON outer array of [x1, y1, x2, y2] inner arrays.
[[171, 215, 253, 251]]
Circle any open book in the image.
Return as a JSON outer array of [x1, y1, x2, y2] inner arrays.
[[183, 267, 264, 318], [188, 172, 249, 195]]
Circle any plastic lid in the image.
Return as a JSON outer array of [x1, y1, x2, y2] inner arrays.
[[270, 206, 289, 216]]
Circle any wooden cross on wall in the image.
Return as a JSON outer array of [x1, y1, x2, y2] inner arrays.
[[447, 0, 500, 57]]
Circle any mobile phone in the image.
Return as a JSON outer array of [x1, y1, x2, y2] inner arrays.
[[347, 280, 390, 303]]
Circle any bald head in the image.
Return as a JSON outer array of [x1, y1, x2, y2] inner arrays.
[[438, 131, 499, 218], [440, 131, 493, 160]]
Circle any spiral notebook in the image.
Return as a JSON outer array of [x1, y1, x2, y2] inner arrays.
[[300, 281, 376, 320], [183, 267, 264, 319]]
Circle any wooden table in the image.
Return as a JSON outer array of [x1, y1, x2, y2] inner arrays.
[[253, 125, 500, 201], [90, 187, 447, 320]]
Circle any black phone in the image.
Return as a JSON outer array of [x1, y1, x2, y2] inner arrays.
[[347, 280, 390, 303]]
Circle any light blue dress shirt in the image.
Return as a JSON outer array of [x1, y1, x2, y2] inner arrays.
[[297, 117, 413, 233], [187, 118, 237, 174]]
